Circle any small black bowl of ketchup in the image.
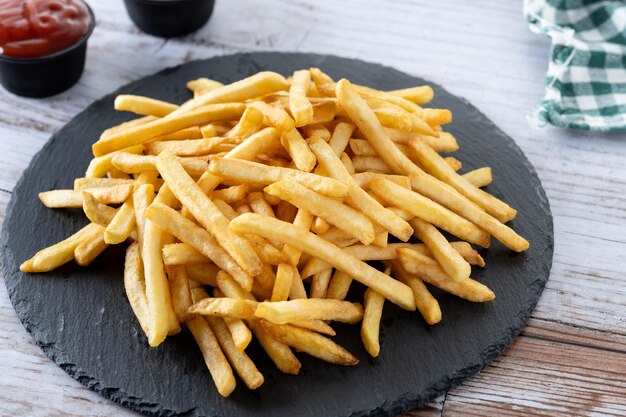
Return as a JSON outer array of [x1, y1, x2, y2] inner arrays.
[[0, 0, 95, 98], [123, 0, 215, 38]]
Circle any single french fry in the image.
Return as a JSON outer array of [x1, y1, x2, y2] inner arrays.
[[176, 71, 289, 114], [225, 107, 264, 141], [310, 67, 336, 96], [272, 263, 294, 302], [310, 217, 331, 235], [290, 319, 336, 336], [311, 100, 337, 124], [93, 103, 246, 156], [352, 156, 393, 174], [132, 183, 155, 248], [155, 151, 263, 277], [370, 178, 490, 247], [166, 265, 193, 322], [142, 215, 180, 346], [187, 78, 224, 96], [361, 287, 385, 357], [281, 128, 317, 172], [112, 153, 209, 177], [85, 144, 145, 178], [290, 70, 314, 126], [462, 167, 493, 188], [397, 249, 495, 302], [20, 222, 102, 272], [163, 243, 208, 265], [185, 263, 220, 287], [114, 94, 178, 117], [206, 316, 264, 389], [257, 299, 363, 324], [390, 260, 441, 325], [100, 116, 157, 141], [265, 180, 375, 245], [383, 127, 459, 153], [74, 177, 134, 190], [407, 139, 516, 223], [261, 321, 358, 366], [201, 124, 218, 138], [146, 203, 253, 291], [186, 316, 236, 397], [410, 217, 471, 282], [282, 208, 314, 267], [229, 213, 415, 310], [145, 137, 227, 156], [152, 126, 204, 142], [328, 122, 355, 155], [387, 86, 434, 104], [189, 298, 258, 320], [373, 107, 414, 131], [288, 267, 308, 300], [309, 268, 332, 299], [422, 108, 452, 126], [326, 270, 353, 301], [40, 184, 133, 208], [81, 192, 117, 226], [74, 227, 108, 266], [208, 157, 349, 198], [444, 156, 462, 171], [124, 242, 151, 335], [214, 288, 253, 352], [104, 199, 136, 244], [210, 184, 249, 204]]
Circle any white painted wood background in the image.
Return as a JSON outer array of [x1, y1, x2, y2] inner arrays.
[[1, 0, 625, 416]]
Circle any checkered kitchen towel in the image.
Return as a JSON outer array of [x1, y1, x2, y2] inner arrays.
[[525, 0, 626, 131]]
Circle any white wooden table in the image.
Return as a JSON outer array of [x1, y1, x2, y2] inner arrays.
[[1, 1, 625, 416]]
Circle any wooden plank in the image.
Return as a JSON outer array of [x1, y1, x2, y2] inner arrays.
[[441, 330, 626, 417]]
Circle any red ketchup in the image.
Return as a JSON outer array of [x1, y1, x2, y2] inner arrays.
[[0, 0, 90, 58]]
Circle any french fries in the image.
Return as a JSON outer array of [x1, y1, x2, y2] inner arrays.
[[22, 69, 529, 397]]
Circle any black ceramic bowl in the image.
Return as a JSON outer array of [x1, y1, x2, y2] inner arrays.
[[0, 2, 95, 98], [123, 0, 215, 38]]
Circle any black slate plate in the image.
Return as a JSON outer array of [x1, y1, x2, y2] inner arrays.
[[1, 52, 553, 417]]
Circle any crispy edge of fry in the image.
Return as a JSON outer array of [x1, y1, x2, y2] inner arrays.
[[114, 94, 179, 117], [462, 167, 493, 188], [361, 287, 385, 357], [124, 242, 151, 335]]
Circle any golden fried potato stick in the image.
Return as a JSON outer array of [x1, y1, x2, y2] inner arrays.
[[265, 180, 375, 245], [74, 177, 134, 189], [326, 270, 353, 301], [205, 316, 264, 390], [410, 217, 471, 282], [261, 321, 358, 366], [256, 299, 363, 324], [74, 226, 108, 266], [328, 122, 355, 155], [20, 222, 102, 272], [271, 263, 294, 302], [187, 78, 224, 96], [111, 153, 209, 177], [370, 178, 489, 247], [282, 208, 314, 267], [208, 157, 349, 198], [93, 103, 245, 156], [162, 243, 209, 265], [114, 94, 178, 117], [85, 144, 145, 178], [81, 192, 117, 226], [229, 213, 415, 311], [352, 156, 393, 174], [407, 138, 516, 223], [145, 203, 253, 291], [351, 172, 411, 189], [361, 286, 385, 357], [124, 243, 151, 336], [187, 315, 236, 397], [383, 128, 459, 153], [422, 108, 452, 126], [226, 107, 264, 141], [212, 288, 253, 352], [40, 184, 133, 208], [155, 151, 263, 277], [166, 265, 192, 322], [289, 70, 314, 126], [185, 264, 219, 286], [105, 198, 136, 244], [462, 167, 493, 188], [189, 298, 258, 319], [387, 86, 434, 104], [309, 268, 332, 299], [176, 71, 288, 114], [397, 248, 495, 302], [281, 128, 317, 172], [100, 116, 157, 141], [390, 260, 441, 325], [145, 137, 227, 156]]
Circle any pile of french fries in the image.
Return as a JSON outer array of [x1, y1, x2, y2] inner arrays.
[[21, 68, 529, 397]]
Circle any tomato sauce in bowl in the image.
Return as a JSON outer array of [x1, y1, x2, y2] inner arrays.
[[0, 0, 91, 58]]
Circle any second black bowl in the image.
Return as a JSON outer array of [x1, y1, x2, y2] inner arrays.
[[124, 0, 215, 38]]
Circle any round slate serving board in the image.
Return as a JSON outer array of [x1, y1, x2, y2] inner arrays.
[[1, 52, 553, 417]]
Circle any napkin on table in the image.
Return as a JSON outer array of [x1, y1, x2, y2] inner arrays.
[[525, 0, 626, 131]]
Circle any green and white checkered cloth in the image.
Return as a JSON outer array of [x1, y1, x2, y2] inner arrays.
[[525, 0, 626, 131]]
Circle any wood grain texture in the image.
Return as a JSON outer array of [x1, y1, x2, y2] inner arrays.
[[0, 0, 624, 416]]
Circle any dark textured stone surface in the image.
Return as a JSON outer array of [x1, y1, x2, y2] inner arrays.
[[1, 52, 553, 417]]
